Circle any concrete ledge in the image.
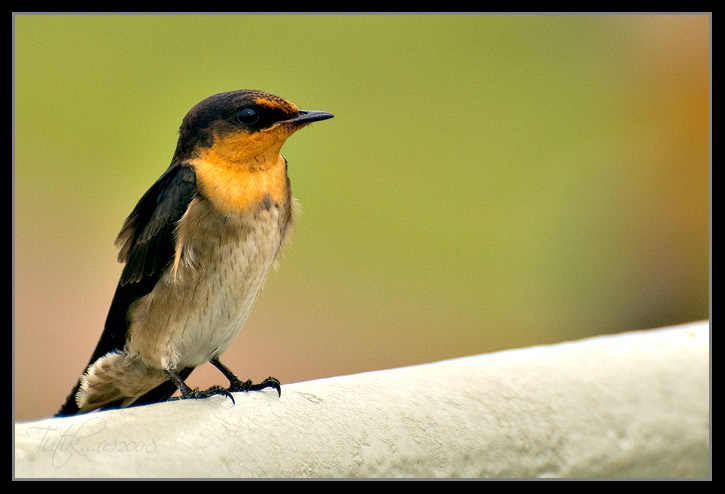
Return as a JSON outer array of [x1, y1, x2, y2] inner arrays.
[[15, 321, 710, 478]]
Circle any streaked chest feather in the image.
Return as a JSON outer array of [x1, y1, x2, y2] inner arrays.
[[127, 195, 292, 369]]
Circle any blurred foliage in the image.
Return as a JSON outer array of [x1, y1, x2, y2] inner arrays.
[[14, 15, 709, 419]]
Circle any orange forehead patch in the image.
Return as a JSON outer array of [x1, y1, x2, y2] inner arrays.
[[255, 97, 300, 114]]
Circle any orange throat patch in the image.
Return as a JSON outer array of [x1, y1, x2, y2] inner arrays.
[[190, 150, 289, 215]]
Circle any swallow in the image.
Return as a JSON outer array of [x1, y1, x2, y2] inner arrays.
[[57, 90, 333, 415]]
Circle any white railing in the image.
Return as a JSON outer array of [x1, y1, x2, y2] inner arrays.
[[15, 321, 710, 478]]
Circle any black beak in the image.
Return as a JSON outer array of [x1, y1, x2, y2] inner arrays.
[[285, 110, 334, 125]]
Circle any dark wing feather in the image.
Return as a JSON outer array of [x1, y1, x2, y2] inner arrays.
[[57, 163, 197, 416]]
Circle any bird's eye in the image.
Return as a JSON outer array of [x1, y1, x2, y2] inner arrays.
[[236, 107, 260, 125]]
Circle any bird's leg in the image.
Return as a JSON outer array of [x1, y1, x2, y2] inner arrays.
[[210, 357, 281, 397], [164, 367, 235, 404]]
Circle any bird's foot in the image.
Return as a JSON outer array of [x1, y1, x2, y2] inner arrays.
[[168, 384, 236, 405], [210, 358, 281, 397], [228, 376, 282, 397]]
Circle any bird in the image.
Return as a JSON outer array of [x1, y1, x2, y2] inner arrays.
[[56, 89, 333, 415]]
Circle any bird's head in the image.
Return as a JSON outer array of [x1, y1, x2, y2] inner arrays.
[[172, 89, 333, 168]]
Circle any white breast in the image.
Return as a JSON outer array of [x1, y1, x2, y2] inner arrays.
[[184, 225, 279, 366], [126, 197, 290, 371]]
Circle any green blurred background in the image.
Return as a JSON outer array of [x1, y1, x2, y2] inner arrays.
[[14, 14, 709, 420]]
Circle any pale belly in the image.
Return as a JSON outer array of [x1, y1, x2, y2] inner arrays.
[[126, 200, 287, 371], [170, 227, 277, 368]]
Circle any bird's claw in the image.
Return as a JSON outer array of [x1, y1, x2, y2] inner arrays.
[[228, 376, 281, 397], [168, 385, 236, 405], [249, 376, 282, 397]]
